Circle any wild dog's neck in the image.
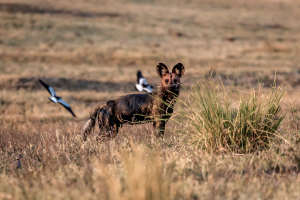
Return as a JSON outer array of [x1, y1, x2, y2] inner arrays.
[[157, 86, 180, 102]]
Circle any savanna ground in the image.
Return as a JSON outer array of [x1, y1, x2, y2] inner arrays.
[[1, 0, 300, 199]]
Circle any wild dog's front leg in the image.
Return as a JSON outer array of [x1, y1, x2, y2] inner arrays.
[[153, 120, 166, 138], [113, 123, 119, 138]]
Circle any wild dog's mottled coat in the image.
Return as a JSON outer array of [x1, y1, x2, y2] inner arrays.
[[81, 63, 185, 141]]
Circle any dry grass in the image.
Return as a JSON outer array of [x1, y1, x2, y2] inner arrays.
[[1, 120, 300, 199], [1, 0, 300, 199]]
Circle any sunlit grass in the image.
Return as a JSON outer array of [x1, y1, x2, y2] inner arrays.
[[179, 79, 287, 153]]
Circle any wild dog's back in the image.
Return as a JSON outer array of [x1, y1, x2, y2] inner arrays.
[[115, 93, 155, 124]]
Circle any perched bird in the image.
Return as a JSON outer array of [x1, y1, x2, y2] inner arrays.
[[10, 154, 22, 170], [135, 71, 153, 93], [39, 79, 76, 117]]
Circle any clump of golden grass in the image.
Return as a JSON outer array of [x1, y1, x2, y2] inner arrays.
[[179, 79, 286, 153]]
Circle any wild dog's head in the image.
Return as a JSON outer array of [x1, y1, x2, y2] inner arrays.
[[156, 63, 185, 92]]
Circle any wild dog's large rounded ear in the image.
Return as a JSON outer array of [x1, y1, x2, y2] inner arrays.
[[172, 63, 185, 78], [156, 63, 169, 78]]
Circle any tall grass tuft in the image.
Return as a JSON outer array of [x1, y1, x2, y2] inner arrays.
[[179, 80, 286, 153]]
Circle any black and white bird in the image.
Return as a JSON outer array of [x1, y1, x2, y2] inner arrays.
[[135, 71, 153, 93], [39, 79, 76, 117]]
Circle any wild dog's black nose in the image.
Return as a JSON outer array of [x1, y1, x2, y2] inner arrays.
[[170, 84, 178, 89]]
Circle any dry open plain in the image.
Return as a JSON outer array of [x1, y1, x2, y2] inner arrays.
[[1, 0, 300, 199]]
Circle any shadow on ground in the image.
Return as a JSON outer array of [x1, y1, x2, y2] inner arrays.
[[2, 70, 300, 93], [0, 3, 121, 18], [0, 77, 138, 92], [204, 70, 300, 89]]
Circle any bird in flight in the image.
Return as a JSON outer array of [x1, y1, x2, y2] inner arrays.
[[135, 71, 153, 93], [39, 79, 76, 117]]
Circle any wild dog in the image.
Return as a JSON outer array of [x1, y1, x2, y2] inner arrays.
[[81, 63, 185, 141]]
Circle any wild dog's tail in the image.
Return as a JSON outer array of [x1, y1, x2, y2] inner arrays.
[[82, 99, 119, 141], [81, 106, 100, 141]]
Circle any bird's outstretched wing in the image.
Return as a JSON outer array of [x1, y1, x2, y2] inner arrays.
[[143, 86, 153, 93], [39, 79, 57, 97], [49, 97, 58, 103], [139, 77, 148, 86], [137, 71, 143, 83], [135, 84, 143, 92], [57, 99, 76, 117]]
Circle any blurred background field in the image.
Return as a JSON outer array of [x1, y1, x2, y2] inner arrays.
[[0, 0, 300, 120], [1, 0, 300, 199]]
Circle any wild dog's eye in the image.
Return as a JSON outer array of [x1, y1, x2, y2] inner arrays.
[[165, 79, 169, 84], [174, 79, 177, 84]]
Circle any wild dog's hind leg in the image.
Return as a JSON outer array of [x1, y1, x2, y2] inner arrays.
[[96, 113, 112, 141], [96, 129, 113, 141], [96, 123, 119, 142], [96, 109, 120, 141]]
